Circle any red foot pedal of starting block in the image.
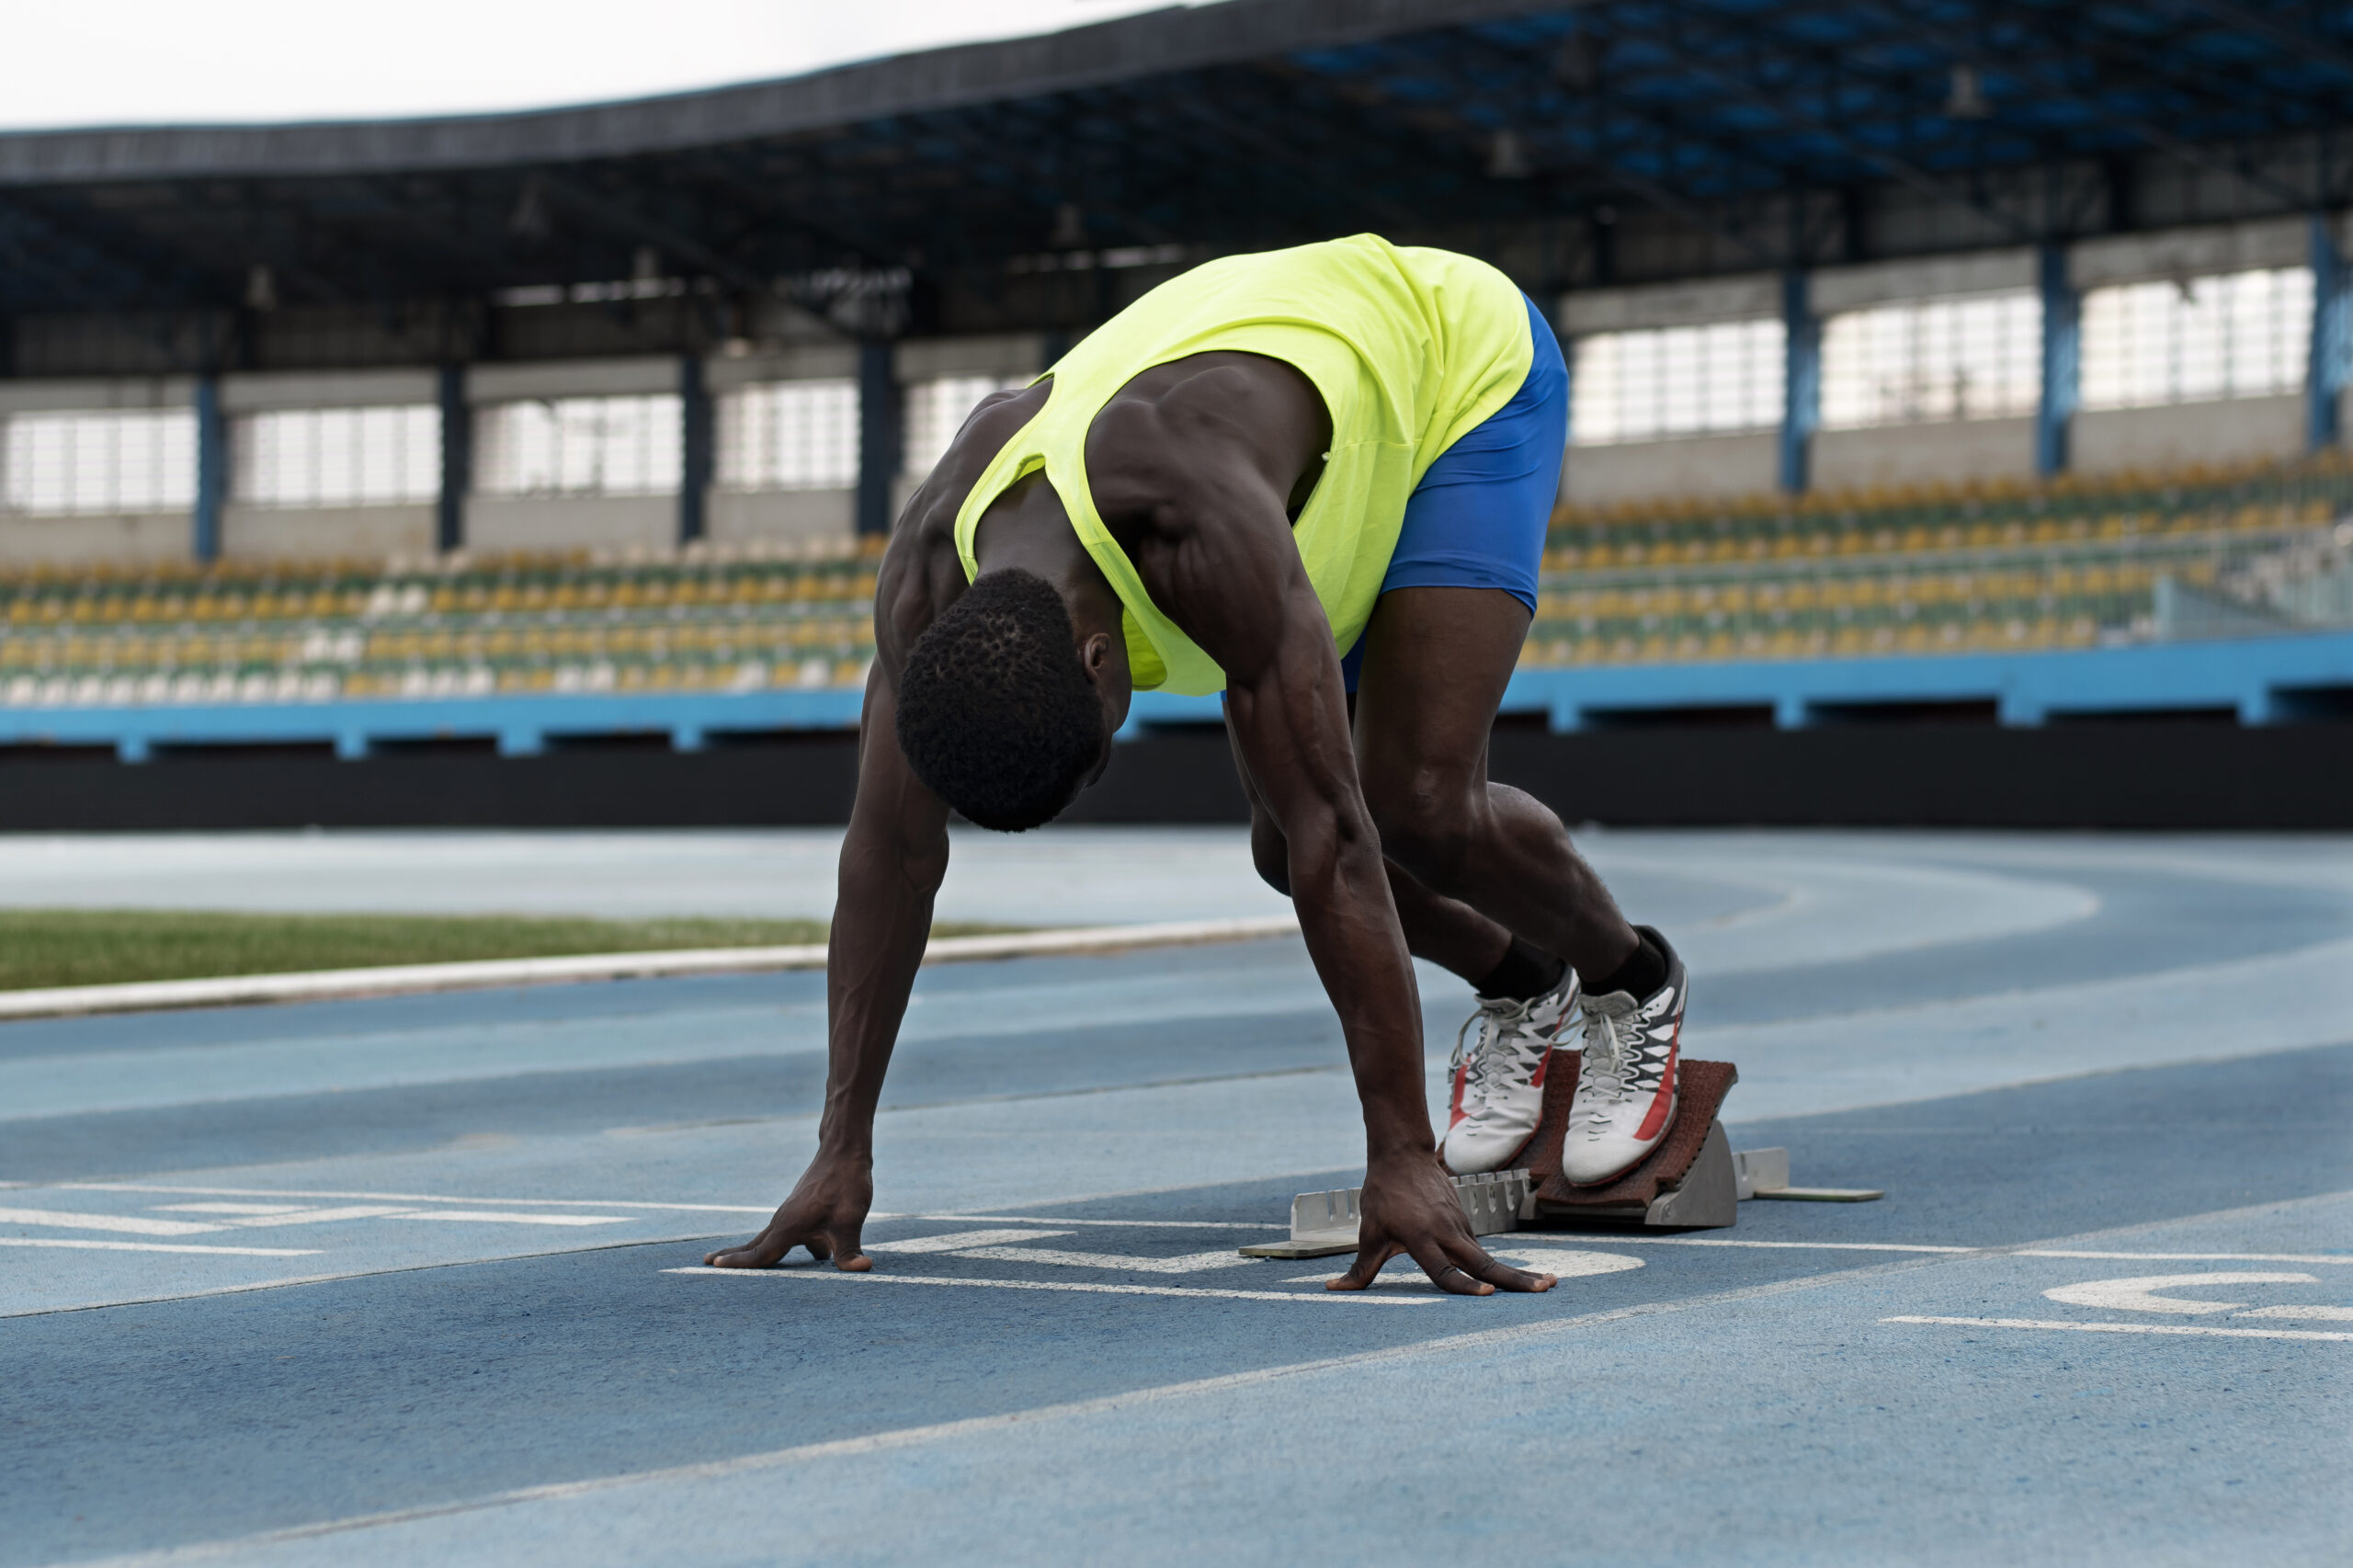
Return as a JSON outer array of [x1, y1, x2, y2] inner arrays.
[[1522, 1058, 1742, 1229]]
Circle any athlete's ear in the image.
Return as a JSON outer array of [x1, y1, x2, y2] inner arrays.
[[1078, 631, 1117, 682]]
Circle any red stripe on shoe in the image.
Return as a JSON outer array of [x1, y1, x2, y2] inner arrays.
[[1448, 1065, 1471, 1130], [1632, 1038, 1679, 1141], [1529, 1048, 1552, 1089]]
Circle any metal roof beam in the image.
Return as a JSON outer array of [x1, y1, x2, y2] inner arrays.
[[1852, 0, 2315, 215], [2180, 0, 2353, 81], [1621, 6, 2040, 242]]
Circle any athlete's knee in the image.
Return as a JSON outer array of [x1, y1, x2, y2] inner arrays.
[[1363, 768, 1480, 889], [1249, 810, 1292, 897]]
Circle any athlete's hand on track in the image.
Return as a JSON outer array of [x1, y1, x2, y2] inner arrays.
[[1327, 1149, 1557, 1296], [703, 1150, 875, 1271]]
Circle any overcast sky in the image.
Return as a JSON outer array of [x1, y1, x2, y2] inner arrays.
[[0, 1, 1215, 131]]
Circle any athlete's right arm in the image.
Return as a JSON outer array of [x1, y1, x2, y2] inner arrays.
[[702, 564, 953, 1271]]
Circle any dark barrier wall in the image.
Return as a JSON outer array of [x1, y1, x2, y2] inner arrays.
[[1, 721, 2348, 832]]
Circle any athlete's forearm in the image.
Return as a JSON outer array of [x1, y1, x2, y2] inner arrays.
[[817, 674, 952, 1157], [1228, 638, 1432, 1159], [1282, 799, 1434, 1157]]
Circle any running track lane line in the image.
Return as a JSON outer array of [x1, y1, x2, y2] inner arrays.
[[33, 1190, 2352, 1566], [0, 1233, 737, 1320], [0, 1237, 321, 1258], [1887, 1315, 2353, 1342]]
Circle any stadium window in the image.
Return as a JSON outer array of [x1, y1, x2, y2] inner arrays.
[[2080, 267, 2313, 410], [232, 405, 439, 507], [716, 380, 859, 491], [472, 395, 682, 497], [0, 409, 197, 515], [901, 375, 1035, 480], [1820, 290, 2041, 429], [1570, 320, 1784, 446]]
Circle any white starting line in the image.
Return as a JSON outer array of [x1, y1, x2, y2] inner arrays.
[[667, 1266, 1443, 1305], [9, 1184, 2346, 1336]]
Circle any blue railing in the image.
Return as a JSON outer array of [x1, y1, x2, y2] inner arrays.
[[4, 630, 2350, 762]]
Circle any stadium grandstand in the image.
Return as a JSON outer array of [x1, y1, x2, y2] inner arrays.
[[2, 0, 2350, 824]]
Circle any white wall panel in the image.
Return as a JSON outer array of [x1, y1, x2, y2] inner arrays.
[[1560, 431, 1778, 505], [1813, 415, 2038, 491], [465, 495, 675, 552], [2072, 393, 2305, 474]]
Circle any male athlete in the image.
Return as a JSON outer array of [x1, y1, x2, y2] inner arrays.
[[707, 235, 1687, 1295]]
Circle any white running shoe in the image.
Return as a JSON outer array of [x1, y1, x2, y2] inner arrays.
[[1560, 926, 1688, 1187], [1441, 967, 1580, 1175]]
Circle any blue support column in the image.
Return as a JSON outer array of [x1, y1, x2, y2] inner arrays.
[[2036, 243, 2079, 477], [856, 340, 901, 537], [192, 374, 224, 563], [1779, 269, 1818, 494], [2310, 215, 2348, 452], [679, 353, 711, 545], [1554, 301, 1575, 449], [436, 364, 468, 554]]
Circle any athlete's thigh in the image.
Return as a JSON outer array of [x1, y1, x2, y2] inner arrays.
[[1349, 585, 1531, 798]]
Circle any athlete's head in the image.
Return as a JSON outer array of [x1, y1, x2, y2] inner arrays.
[[895, 568, 1120, 832]]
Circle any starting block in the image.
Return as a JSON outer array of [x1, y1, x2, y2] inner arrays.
[[1239, 1057, 1880, 1260]]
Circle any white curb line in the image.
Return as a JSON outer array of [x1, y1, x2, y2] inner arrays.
[[0, 915, 1302, 1022]]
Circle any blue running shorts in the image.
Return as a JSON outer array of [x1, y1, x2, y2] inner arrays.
[[1340, 291, 1566, 691]]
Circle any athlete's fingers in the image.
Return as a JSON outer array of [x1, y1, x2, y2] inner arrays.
[[1325, 1241, 1402, 1291], [828, 1223, 871, 1271], [1453, 1242, 1555, 1293], [1406, 1236, 1495, 1296], [703, 1222, 801, 1268]]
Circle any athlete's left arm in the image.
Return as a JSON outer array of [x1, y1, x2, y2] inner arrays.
[[1108, 388, 1549, 1298]]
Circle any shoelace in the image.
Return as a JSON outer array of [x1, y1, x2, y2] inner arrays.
[[1450, 994, 1547, 1110], [1573, 1008, 1643, 1120]]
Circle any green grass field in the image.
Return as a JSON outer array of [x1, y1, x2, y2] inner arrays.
[[0, 910, 1013, 992]]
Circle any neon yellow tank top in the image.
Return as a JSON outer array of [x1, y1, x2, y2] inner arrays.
[[952, 234, 1534, 696]]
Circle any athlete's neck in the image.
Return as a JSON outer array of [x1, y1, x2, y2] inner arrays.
[[970, 472, 1123, 648]]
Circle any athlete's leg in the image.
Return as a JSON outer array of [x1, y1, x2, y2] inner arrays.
[[1348, 585, 1640, 983], [1224, 708, 1512, 982]]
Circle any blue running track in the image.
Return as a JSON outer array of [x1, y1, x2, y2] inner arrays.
[[3, 833, 2348, 1566]]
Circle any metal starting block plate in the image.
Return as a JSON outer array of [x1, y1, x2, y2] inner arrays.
[[1239, 1170, 1533, 1259], [1242, 1131, 1881, 1257]]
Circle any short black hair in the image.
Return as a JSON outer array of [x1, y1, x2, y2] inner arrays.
[[896, 569, 1106, 832]]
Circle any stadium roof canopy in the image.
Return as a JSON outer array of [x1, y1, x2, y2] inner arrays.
[[3, 0, 2350, 353]]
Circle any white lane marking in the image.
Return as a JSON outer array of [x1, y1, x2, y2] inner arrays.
[[1631, 1238, 1977, 1254], [949, 1245, 1257, 1274], [1491, 1249, 1649, 1279], [0, 1237, 324, 1257], [915, 1213, 1282, 1232], [0, 1207, 228, 1237], [390, 1210, 628, 1227], [2018, 1249, 2353, 1264], [2044, 1272, 2320, 1315], [1283, 1250, 1646, 1288], [153, 1203, 312, 1216], [58, 1182, 776, 1214], [71, 1260, 1954, 1566], [1887, 1315, 2353, 1343], [664, 1267, 1439, 1303], [217, 1206, 416, 1227], [2238, 1303, 2353, 1321], [4, 1233, 734, 1320], [865, 1230, 1071, 1255]]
